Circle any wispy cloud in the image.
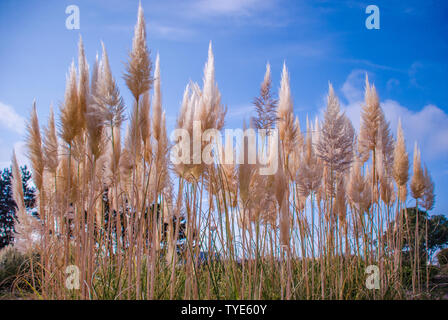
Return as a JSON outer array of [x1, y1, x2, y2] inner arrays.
[[228, 104, 253, 116], [149, 21, 195, 41], [193, 0, 274, 16], [0, 101, 26, 134], [339, 58, 404, 73], [409, 61, 423, 88], [105, 21, 195, 41], [102, 0, 287, 42]]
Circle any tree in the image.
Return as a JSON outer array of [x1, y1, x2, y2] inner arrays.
[[427, 215, 448, 261], [0, 165, 36, 249], [385, 207, 448, 265]]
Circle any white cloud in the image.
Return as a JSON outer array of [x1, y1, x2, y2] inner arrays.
[[149, 22, 195, 41], [13, 141, 29, 167], [0, 141, 29, 170], [0, 161, 10, 169], [341, 69, 366, 103], [0, 101, 26, 134], [382, 102, 448, 159], [337, 70, 448, 161]]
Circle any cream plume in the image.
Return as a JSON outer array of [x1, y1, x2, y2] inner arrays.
[[124, 2, 152, 101], [60, 61, 80, 145], [26, 101, 44, 192], [94, 42, 125, 128], [358, 74, 381, 161], [392, 119, 409, 187], [296, 119, 322, 197], [421, 165, 435, 211], [152, 53, 162, 142], [252, 62, 278, 131], [140, 91, 151, 148], [11, 150, 39, 253], [43, 104, 59, 174], [277, 62, 298, 155], [315, 83, 355, 174], [410, 142, 425, 200], [77, 36, 89, 130], [347, 157, 371, 213], [197, 42, 226, 131]]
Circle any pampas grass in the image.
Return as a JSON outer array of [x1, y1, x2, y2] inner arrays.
[[252, 63, 278, 132], [124, 2, 152, 102], [8, 3, 439, 301]]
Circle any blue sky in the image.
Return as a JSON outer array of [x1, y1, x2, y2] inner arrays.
[[0, 0, 447, 215]]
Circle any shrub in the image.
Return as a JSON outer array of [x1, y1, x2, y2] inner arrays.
[[0, 246, 40, 296]]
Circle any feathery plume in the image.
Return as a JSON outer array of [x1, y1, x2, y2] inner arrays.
[[11, 151, 25, 215], [91, 53, 100, 96], [277, 62, 298, 155], [197, 42, 226, 131], [358, 74, 381, 161], [121, 102, 142, 177], [156, 111, 170, 192], [94, 42, 125, 128], [11, 151, 39, 253], [152, 53, 162, 141], [108, 125, 122, 183], [380, 172, 395, 207], [421, 165, 435, 211], [177, 84, 190, 130], [151, 54, 169, 191], [86, 100, 105, 159], [252, 62, 278, 132], [140, 91, 151, 148], [77, 36, 89, 129], [410, 142, 425, 200], [26, 101, 44, 192], [392, 119, 409, 187], [296, 119, 322, 197], [377, 109, 394, 171], [124, 2, 152, 101], [334, 177, 347, 222], [316, 83, 355, 174], [43, 104, 59, 174], [60, 61, 81, 145], [347, 157, 371, 213]]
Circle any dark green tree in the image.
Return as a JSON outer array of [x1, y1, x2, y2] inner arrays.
[[0, 165, 36, 249], [385, 207, 448, 265], [427, 214, 448, 261]]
